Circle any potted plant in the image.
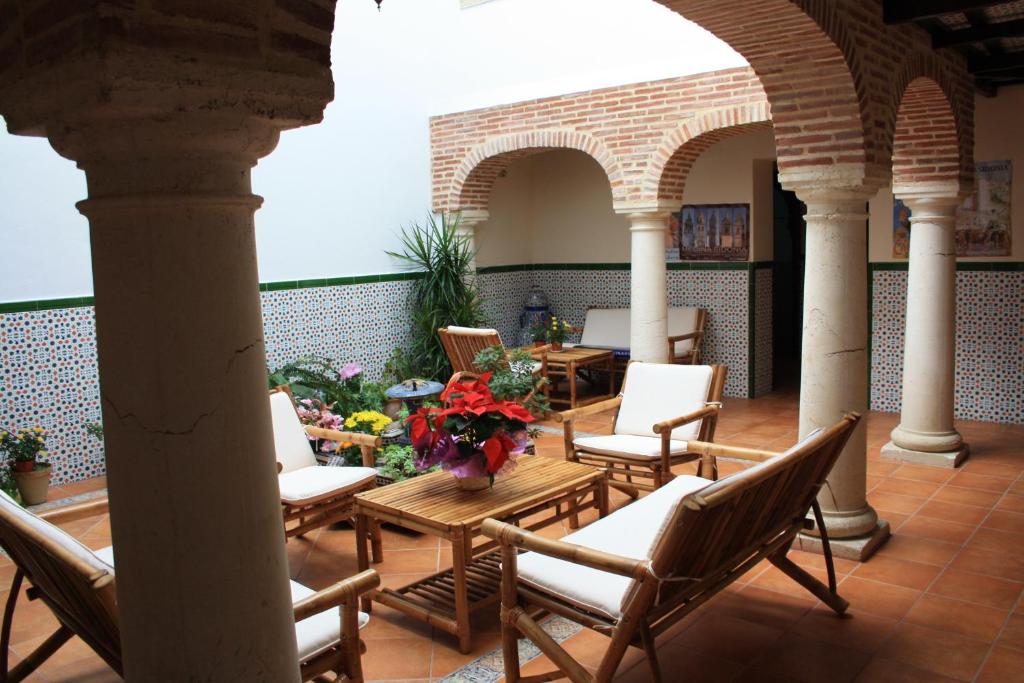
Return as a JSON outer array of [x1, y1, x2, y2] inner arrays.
[[407, 373, 534, 490], [473, 345, 550, 417], [0, 427, 52, 505], [547, 316, 572, 351], [529, 320, 548, 348]]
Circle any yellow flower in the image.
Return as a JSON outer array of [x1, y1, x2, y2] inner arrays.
[[32, 427, 43, 433]]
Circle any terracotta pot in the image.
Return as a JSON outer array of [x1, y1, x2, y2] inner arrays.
[[454, 475, 490, 491], [533, 340, 545, 348], [551, 342, 563, 352], [14, 460, 34, 473], [14, 464, 51, 506], [382, 398, 404, 418]]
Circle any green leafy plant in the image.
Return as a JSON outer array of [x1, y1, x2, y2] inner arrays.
[[381, 346, 419, 386], [473, 346, 550, 416], [85, 423, 104, 443], [0, 427, 49, 464], [387, 212, 484, 381], [268, 355, 386, 419], [376, 444, 435, 482], [547, 316, 572, 345]]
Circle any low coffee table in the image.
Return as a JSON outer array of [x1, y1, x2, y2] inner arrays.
[[353, 456, 608, 653], [531, 346, 614, 409]]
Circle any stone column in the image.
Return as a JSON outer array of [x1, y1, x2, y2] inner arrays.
[[882, 195, 968, 467], [0, 4, 338, 678], [791, 188, 889, 561], [456, 208, 489, 274], [620, 206, 672, 363]]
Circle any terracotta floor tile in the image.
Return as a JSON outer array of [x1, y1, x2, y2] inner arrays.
[[869, 491, 928, 516], [960, 460, 1022, 480], [749, 564, 834, 600], [881, 534, 961, 567], [361, 637, 433, 680], [975, 645, 1024, 683], [950, 545, 1024, 583], [997, 612, 1024, 652], [791, 606, 898, 653], [932, 485, 1004, 508], [866, 461, 901, 478], [851, 555, 942, 591], [967, 526, 1024, 556], [948, 471, 1012, 493], [928, 568, 1023, 611], [997, 494, 1024, 515], [898, 516, 976, 545], [876, 623, 990, 681], [982, 509, 1024, 535], [716, 585, 816, 631], [852, 658, 965, 683], [874, 478, 943, 499], [616, 645, 745, 683], [672, 613, 784, 664], [916, 500, 990, 526], [835, 577, 922, 621], [749, 631, 870, 683], [892, 465, 957, 484], [904, 593, 1008, 641], [787, 548, 859, 575]]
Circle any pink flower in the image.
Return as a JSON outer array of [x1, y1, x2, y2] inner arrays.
[[339, 362, 362, 381]]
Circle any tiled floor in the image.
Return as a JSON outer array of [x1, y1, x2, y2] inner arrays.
[[4, 389, 1023, 682]]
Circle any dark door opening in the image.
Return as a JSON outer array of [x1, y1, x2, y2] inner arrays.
[[772, 166, 806, 393]]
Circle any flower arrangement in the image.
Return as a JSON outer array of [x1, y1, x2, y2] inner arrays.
[[0, 427, 49, 472], [407, 373, 534, 486], [547, 317, 572, 347], [344, 410, 393, 435], [268, 356, 386, 420]]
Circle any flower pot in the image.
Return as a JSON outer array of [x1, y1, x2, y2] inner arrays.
[[551, 342, 563, 352], [14, 464, 52, 506], [533, 340, 546, 348], [14, 460, 34, 473], [383, 398, 404, 419], [454, 475, 490, 491]]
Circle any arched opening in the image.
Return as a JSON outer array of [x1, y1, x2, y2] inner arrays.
[[892, 76, 963, 194]]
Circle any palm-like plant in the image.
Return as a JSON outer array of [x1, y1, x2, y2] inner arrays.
[[388, 213, 484, 381]]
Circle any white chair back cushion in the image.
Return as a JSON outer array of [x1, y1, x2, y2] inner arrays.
[[445, 326, 499, 337], [667, 307, 699, 354], [270, 391, 318, 473], [579, 309, 630, 349], [615, 363, 714, 441], [0, 491, 114, 575]]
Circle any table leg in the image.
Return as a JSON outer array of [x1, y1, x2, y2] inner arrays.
[[355, 513, 373, 612], [568, 360, 578, 409], [451, 526, 472, 654], [597, 477, 610, 518], [606, 354, 614, 397]]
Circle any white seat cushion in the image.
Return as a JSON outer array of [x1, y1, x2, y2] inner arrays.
[[668, 307, 700, 355], [270, 391, 319, 474], [615, 364, 714, 441], [93, 545, 368, 663], [279, 466, 376, 505], [574, 434, 691, 461], [579, 309, 630, 350], [291, 579, 370, 662], [516, 474, 712, 620], [446, 326, 499, 336], [0, 492, 114, 575]]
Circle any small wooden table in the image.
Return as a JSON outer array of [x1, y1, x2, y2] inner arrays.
[[353, 456, 608, 653], [531, 346, 614, 409]]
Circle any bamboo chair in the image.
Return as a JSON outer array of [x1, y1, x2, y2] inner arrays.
[[269, 388, 383, 561], [438, 326, 549, 405], [0, 493, 380, 682], [483, 413, 860, 683], [667, 307, 707, 366], [557, 362, 727, 499]]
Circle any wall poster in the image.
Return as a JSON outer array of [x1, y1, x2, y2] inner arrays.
[[893, 198, 912, 258], [956, 160, 1012, 256], [675, 203, 750, 261]]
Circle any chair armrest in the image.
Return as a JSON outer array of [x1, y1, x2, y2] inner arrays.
[[304, 426, 381, 448], [652, 404, 720, 435], [526, 345, 552, 356], [292, 569, 380, 622], [481, 519, 648, 580], [553, 396, 623, 423], [667, 330, 703, 343], [687, 439, 781, 463], [38, 497, 110, 525]]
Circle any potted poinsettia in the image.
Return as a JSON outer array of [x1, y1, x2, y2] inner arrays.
[[407, 373, 534, 490], [0, 427, 52, 505]]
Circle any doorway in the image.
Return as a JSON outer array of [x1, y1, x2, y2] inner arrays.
[[771, 166, 806, 393]]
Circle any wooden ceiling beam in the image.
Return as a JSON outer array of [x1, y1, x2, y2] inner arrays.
[[883, 0, 1008, 24], [934, 18, 1024, 46], [968, 51, 1024, 73]]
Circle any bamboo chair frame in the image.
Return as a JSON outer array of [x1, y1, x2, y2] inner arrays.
[[483, 413, 860, 683], [605, 308, 708, 387], [270, 386, 383, 561], [438, 326, 550, 407], [0, 497, 380, 682], [557, 363, 727, 498]]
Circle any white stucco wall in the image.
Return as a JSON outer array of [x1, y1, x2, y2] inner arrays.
[[0, 0, 745, 303]]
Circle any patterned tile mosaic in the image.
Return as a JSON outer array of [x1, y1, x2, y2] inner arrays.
[[870, 268, 1023, 424], [754, 267, 773, 397], [477, 270, 533, 346]]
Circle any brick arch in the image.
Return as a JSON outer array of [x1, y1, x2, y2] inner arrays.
[[657, 0, 873, 181], [646, 102, 773, 204], [447, 131, 621, 211], [889, 57, 973, 195]]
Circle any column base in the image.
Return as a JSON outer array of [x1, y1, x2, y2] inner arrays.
[[795, 520, 891, 562], [880, 441, 969, 469]]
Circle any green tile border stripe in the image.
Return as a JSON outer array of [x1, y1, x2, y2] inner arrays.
[[869, 261, 1024, 272]]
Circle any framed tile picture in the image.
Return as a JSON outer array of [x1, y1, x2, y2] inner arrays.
[[677, 203, 750, 261]]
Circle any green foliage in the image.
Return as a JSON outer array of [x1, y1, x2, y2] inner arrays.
[[0, 427, 48, 463], [267, 355, 386, 417], [376, 444, 435, 482], [85, 423, 104, 443], [387, 213, 484, 381], [472, 346, 550, 416], [381, 346, 419, 386]]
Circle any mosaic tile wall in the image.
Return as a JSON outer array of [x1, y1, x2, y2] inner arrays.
[[476, 270, 534, 346], [753, 267, 774, 397], [871, 267, 1023, 424]]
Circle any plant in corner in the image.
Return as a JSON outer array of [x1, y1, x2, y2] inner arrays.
[[387, 212, 484, 382], [0, 427, 52, 505]]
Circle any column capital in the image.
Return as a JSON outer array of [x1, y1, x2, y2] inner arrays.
[[455, 209, 490, 227], [896, 194, 963, 217], [613, 200, 678, 219]]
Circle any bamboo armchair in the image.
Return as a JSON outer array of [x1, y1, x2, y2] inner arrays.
[[557, 363, 727, 498], [269, 388, 383, 560], [0, 493, 380, 682], [438, 326, 549, 405], [483, 413, 860, 683]]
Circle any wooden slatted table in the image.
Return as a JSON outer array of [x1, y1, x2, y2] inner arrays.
[[353, 456, 608, 653], [529, 346, 614, 409]]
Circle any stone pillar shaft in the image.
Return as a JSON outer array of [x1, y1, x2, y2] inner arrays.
[[65, 120, 301, 681], [884, 195, 967, 467], [627, 211, 670, 363], [794, 189, 888, 559]]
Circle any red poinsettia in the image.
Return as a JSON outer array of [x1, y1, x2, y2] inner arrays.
[[407, 373, 534, 482]]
